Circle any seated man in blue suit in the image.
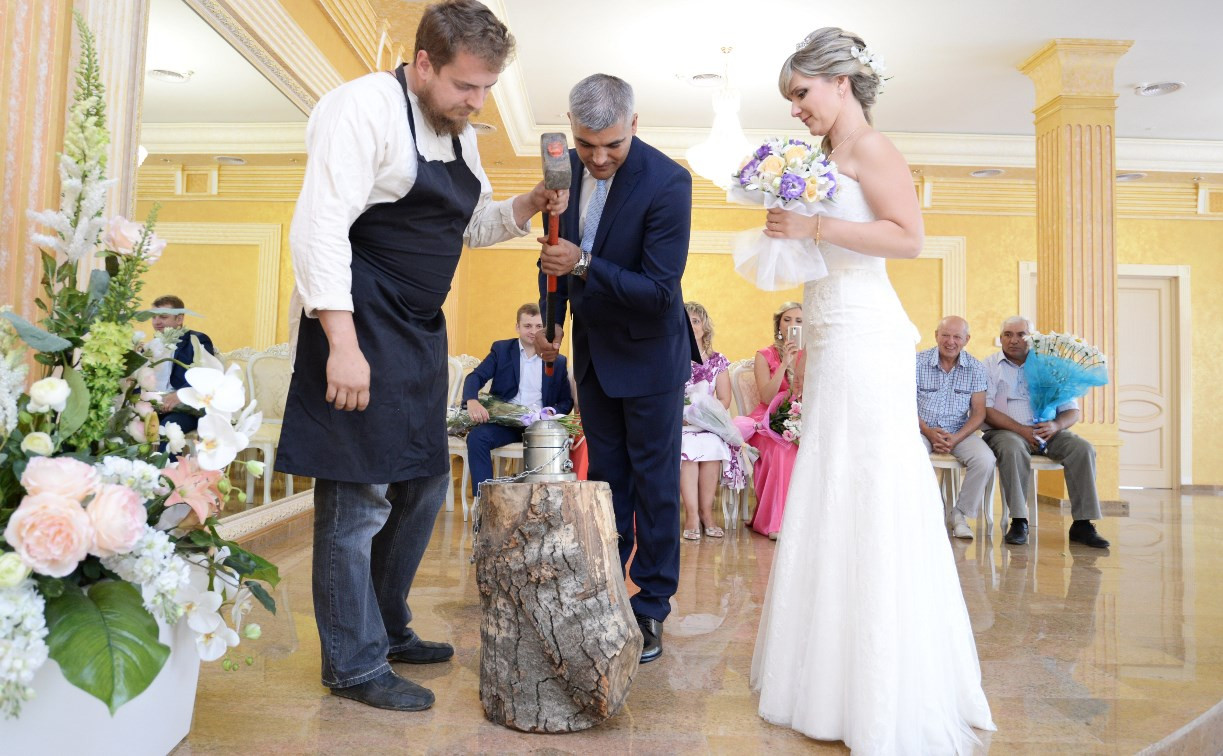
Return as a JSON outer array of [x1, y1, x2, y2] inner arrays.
[[463, 303, 573, 498], [151, 294, 216, 435]]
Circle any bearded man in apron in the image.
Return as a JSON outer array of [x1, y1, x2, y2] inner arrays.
[[277, 0, 567, 712]]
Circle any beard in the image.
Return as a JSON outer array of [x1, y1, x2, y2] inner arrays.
[[417, 81, 473, 137]]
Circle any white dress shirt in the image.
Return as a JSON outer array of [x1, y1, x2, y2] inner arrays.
[[288, 71, 531, 325], [983, 351, 1078, 428], [512, 342, 543, 409]]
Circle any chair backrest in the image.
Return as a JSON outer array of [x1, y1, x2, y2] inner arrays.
[[729, 358, 760, 417], [448, 354, 484, 406], [246, 343, 293, 422], [218, 345, 258, 379]]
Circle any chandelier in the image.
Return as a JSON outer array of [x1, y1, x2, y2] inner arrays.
[[685, 47, 751, 190]]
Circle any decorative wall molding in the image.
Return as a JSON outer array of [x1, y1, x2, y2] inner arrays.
[[918, 236, 967, 318], [184, 0, 344, 114], [137, 164, 305, 201], [216, 489, 312, 540], [155, 222, 281, 348], [140, 122, 306, 155], [317, 0, 390, 72]]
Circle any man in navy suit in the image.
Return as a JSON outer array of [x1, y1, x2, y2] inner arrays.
[[151, 294, 215, 435], [463, 303, 574, 497], [537, 74, 698, 664]]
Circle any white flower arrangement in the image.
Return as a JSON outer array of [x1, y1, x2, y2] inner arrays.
[[849, 45, 887, 78], [0, 581, 48, 719]]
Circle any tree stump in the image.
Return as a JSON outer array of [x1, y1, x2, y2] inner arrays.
[[475, 480, 642, 732]]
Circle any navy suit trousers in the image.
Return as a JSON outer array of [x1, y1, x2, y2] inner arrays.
[[465, 422, 524, 496], [578, 370, 685, 623]]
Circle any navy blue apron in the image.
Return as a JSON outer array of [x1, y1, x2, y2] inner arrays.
[[277, 65, 482, 484]]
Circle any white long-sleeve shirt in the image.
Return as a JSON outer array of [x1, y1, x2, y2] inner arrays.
[[288, 71, 531, 323]]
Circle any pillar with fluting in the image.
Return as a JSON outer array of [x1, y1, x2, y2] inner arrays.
[[1019, 39, 1131, 501]]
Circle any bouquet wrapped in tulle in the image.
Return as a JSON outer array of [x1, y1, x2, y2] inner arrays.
[[1022, 331, 1109, 422], [682, 382, 756, 489], [728, 137, 838, 291], [446, 396, 581, 437]]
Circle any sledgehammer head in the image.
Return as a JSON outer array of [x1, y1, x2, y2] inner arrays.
[[540, 132, 571, 190]]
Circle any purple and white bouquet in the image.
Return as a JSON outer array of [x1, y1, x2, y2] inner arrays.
[[728, 138, 839, 291]]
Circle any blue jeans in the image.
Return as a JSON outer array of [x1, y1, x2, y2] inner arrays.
[[311, 474, 448, 688]]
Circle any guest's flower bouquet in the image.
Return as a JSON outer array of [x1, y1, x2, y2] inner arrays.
[[768, 392, 803, 445], [727, 137, 839, 291], [446, 395, 581, 437], [1023, 330, 1110, 422], [682, 381, 756, 489], [0, 16, 278, 719]]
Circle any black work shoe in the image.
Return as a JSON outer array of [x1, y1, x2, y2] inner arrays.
[[388, 631, 454, 664], [1068, 520, 1110, 549], [1004, 518, 1029, 545], [330, 670, 434, 711], [635, 613, 663, 664]]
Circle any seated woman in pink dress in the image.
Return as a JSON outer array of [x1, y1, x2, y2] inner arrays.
[[680, 302, 735, 541], [748, 301, 804, 539]]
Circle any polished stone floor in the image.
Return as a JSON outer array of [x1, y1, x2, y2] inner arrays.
[[174, 488, 1223, 754]]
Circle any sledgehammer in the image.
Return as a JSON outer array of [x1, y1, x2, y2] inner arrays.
[[540, 132, 571, 377]]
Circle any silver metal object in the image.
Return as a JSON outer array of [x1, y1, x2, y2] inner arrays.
[[521, 419, 576, 483]]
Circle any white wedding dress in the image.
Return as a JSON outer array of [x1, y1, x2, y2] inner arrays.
[[751, 176, 996, 753]]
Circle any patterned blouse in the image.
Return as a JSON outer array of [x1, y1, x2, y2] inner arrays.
[[688, 352, 730, 388]]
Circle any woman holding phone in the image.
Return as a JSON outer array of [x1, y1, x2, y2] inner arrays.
[[746, 301, 804, 538]]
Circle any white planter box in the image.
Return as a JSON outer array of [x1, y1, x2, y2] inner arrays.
[[0, 613, 201, 756]]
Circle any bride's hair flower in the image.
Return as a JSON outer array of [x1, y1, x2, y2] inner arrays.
[[849, 46, 887, 78]]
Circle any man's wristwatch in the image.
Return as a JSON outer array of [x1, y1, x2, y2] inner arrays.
[[571, 250, 592, 278]]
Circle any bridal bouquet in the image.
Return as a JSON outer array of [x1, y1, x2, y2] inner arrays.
[[0, 15, 278, 719], [768, 392, 803, 445], [446, 396, 581, 437], [728, 138, 839, 291], [1023, 330, 1109, 422]]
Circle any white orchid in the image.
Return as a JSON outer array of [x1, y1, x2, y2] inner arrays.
[[195, 623, 240, 662], [178, 364, 245, 417], [233, 400, 262, 439], [177, 585, 224, 634], [195, 413, 248, 470]]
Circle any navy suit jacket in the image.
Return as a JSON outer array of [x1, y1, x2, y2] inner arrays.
[[169, 330, 215, 391], [461, 338, 574, 414], [540, 137, 700, 398]]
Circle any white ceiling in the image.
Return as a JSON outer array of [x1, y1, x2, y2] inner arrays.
[[499, 0, 1222, 140], [142, 0, 305, 124]]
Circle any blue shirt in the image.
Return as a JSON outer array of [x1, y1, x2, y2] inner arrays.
[[983, 351, 1078, 427], [915, 347, 987, 433]]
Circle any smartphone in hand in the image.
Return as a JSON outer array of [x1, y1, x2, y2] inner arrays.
[[787, 325, 804, 350]]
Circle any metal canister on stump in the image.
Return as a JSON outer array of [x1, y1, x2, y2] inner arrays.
[[522, 419, 576, 483]]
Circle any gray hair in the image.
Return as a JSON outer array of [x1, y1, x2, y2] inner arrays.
[[779, 27, 882, 126], [569, 74, 635, 131], [1000, 315, 1032, 333]]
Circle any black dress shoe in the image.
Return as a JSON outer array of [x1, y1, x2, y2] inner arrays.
[[1068, 520, 1110, 549], [1004, 519, 1029, 545], [330, 670, 434, 711], [387, 631, 454, 664], [635, 613, 663, 664]]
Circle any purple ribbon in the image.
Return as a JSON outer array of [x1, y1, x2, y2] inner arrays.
[[520, 406, 559, 426]]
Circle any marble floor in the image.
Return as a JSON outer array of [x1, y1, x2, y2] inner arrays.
[[174, 488, 1223, 754]]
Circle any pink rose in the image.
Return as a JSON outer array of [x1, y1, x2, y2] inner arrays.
[[21, 456, 99, 501], [135, 366, 158, 391], [134, 401, 155, 419], [103, 216, 165, 263], [4, 492, 94, 577], [87, 484, 147, 557], [127, 416, 149, 443]]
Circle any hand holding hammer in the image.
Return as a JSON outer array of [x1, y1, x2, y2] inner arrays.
[[538, 132, 572, 376]]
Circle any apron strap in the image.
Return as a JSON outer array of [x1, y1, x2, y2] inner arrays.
[[395, 64, 463, 159]]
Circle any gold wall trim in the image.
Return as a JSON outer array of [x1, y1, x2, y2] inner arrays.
[[920, 236, 968, 318], [155, 222, 281, 348], [317, 0, 395, 71], [137, 165, 305, 201], [184, 0, 344, 112]]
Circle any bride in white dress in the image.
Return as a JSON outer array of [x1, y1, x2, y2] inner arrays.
[[750, 28, 996, 753]]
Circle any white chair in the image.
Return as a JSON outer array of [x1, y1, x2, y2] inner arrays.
[[245, 343, 293, 505], [446, 354, 482, 520], [998, 455, 1063, 534], [725, 358, 759, 526], [929, 452, 996, 536]]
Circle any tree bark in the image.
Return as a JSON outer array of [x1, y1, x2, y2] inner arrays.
[[475, 480, 642, 732]]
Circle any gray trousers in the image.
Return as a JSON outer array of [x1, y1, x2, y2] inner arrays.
[[921, 433, 995, 517], [982, 429, 1101, 521]]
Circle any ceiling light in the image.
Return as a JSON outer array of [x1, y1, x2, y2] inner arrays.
[[969, 169, 1004, 178], [688, 73, 724, 88], [1133, 81, 1184, 97], [686, 48, 750, 190], [214, 155, 246, 166], [1116, 172, 1146, 182], [148, 68, 194, 83]]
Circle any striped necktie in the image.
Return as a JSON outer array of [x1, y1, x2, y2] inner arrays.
[[580, 179, 608, 253]]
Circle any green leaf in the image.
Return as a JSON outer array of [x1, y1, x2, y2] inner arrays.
[[58, 365, 91, 440], [137, 307, 202, 318], [86, 268, 110, 305], [0, 310, 72, 353], [223, 548, 280, 587], [44, 581, 170, 714], [36, 576, 65, 599], [244, 580, 277, 616]]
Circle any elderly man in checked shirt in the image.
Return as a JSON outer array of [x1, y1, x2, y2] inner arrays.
[[916, 316, 994, 539]]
